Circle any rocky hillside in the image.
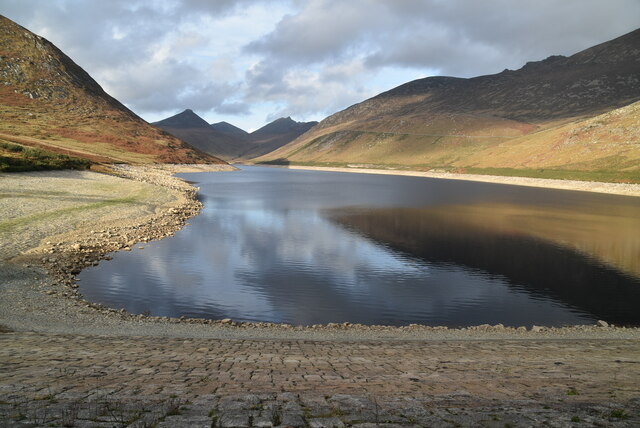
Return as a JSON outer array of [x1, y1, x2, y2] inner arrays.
[[0, 15, 224, 165], [259, 28, 640, 182]]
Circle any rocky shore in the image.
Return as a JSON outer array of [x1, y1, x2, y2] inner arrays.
[[22, 165, 214, 294]]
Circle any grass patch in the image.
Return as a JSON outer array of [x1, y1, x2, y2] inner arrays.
[[0, 140, 91, 172], [566, 387, 580, 396], [610, 409, 629, 419], [0, 196, 141, 233]]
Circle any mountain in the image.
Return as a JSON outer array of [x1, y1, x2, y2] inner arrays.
[[252, 117, 317, 136], [259, 28, 640, 182], [244, 117, 318, 159], [154, 113, 316, 161], [154, 109, 212, 129], [153, 109, 253, 160], [211, 121, 250, 138], [0, 15, 223, 165]]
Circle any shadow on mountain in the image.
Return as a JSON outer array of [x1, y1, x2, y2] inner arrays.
[[327, 205, 640, 326], [255, 158, 291, 166]]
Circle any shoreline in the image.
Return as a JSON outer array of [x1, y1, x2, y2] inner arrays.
[[266, 164, 640, 198], [3, 163, 640, 425], [1, 163, 639, 341]]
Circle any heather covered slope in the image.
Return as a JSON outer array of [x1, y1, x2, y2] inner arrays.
[[0, 15, 224, 165], [259, 29, 640, 182]]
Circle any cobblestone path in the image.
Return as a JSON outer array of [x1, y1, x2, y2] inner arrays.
[[1, 332, 639, 426]]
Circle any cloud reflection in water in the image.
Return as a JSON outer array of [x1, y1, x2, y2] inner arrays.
[[78, 167, 640, 326]]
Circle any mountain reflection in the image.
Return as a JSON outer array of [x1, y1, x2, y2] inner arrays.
[[328, 203, 640, 325]]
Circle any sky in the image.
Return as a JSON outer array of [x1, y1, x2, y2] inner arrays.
[[1, 1, 639, 132]]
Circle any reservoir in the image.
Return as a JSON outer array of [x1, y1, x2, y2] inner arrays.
[[78, 166, 640, 327]]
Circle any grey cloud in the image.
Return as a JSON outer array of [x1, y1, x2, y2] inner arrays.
[[246, 59, 373, 122], [359, 0, 640, 76], [249, 0, 640, 77], [244, 0, 387, 63], [178, 82, 250, 115], [215, 102, 251, 115]]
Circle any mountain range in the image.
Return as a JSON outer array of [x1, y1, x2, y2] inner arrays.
[[258, 28, 640, 182], [2, 13, 639, 183], [153, 110, 317, 161]]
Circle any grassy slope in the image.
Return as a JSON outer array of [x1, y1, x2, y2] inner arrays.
[[258, 102, 640, 183], [258, 30, 640, 183]]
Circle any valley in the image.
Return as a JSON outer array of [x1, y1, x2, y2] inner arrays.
[[1, 9, 640, 427]]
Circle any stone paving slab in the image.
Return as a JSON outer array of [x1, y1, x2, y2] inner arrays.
[[1, 331, 639, 426]]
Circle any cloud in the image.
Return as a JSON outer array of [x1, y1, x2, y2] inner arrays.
[[244, 0, 387, 63], [245, 58, 375, 121], [2, 0, 639, 128], [249, 0, 640, 77]]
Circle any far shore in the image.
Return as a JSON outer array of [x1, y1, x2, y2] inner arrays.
[[259, 164, 640, 197]]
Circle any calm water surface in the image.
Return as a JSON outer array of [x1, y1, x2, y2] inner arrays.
[[78, 166, 640, 326]]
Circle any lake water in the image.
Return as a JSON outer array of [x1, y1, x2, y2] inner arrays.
[[78, 166, 640, 327]]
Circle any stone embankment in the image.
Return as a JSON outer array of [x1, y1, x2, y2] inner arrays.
[[2, 332, 639, 427]]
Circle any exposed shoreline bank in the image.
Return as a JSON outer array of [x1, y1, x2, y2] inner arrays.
[[265, 164, 640, 197], [1, 163, 639, 341]]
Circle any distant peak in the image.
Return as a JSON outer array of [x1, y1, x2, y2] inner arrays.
[[251, 116, 317, 136], [210, 120, 249, 136], [153, 108, 211, 129], [273, 116, 295, 123]]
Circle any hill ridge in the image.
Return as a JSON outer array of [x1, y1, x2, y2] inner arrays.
[[0, 15, 223, 165]]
